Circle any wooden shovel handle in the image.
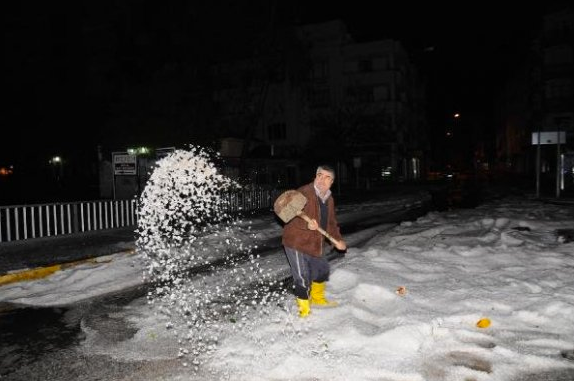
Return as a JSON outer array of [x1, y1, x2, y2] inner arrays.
[[297, 211, 341, 247]]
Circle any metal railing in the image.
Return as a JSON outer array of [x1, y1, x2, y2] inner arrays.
[[0, 199, 137, 243], [222, 188, 283, 213], [0, 188, 282, 243]]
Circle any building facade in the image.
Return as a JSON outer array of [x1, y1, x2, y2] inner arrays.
[[497, 6, 574, 193], [212, 20, 428, 188]]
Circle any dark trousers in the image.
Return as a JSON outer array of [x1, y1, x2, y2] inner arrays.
[[284, 246, 330, 299]]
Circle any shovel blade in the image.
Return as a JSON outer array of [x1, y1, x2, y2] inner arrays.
[[274, 190, 308, 223]]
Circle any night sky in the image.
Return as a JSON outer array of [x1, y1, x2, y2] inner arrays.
[[2, 1, 568, 166]]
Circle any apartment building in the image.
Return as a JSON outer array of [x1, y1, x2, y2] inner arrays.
[[213, 20, 427, 187], [497, 6, 574, 193]]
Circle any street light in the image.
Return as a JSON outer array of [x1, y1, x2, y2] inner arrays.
[[49, 156, 62, 164], [49, 155, 64, 188], [0, 165, 14, 176], [127, 146, 150, 155]]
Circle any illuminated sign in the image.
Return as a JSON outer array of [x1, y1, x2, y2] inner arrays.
[[532, 131, 567, 145], [113, 153, 137, 175]]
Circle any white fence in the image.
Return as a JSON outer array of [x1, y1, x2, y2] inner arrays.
[[0, 200, 137, 243], [0, 189, 282, 243]]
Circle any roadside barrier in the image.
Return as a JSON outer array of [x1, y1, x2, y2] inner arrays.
[[0, 188, 282, 243]]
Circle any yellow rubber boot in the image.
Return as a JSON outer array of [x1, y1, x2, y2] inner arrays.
[[296, 298, 311, 317], [310, 281, 338, 307]]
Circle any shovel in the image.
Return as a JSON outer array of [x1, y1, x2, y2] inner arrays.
[[274, 190, 341, 247]]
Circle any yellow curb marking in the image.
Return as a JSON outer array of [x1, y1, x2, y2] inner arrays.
[[0, 265, 62, 286], [0, 249, 136, 287]]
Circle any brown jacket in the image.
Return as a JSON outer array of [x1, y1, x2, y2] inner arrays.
[[281, 182, 343, 257]]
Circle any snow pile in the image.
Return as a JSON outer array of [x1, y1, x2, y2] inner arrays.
[[2, 195, 574, 380], [195, 198, 574, 381], [135, 145, 287, 369]]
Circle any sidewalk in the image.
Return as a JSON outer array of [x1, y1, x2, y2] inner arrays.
[[537, 196, 574, 206], [0, 227, 135, 277]]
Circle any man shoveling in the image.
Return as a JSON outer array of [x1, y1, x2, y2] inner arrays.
[[275, 165, 347, 317]]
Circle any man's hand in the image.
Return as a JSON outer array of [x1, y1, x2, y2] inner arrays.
[[307, 219, 319, 230], [334, 239, 347, 251]]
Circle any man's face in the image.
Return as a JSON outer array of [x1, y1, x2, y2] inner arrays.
[[314, 169, 334, 194]]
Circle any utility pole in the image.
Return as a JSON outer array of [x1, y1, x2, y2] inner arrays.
[[556, 126, 561, 198], [536, 129, 541, 198]]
